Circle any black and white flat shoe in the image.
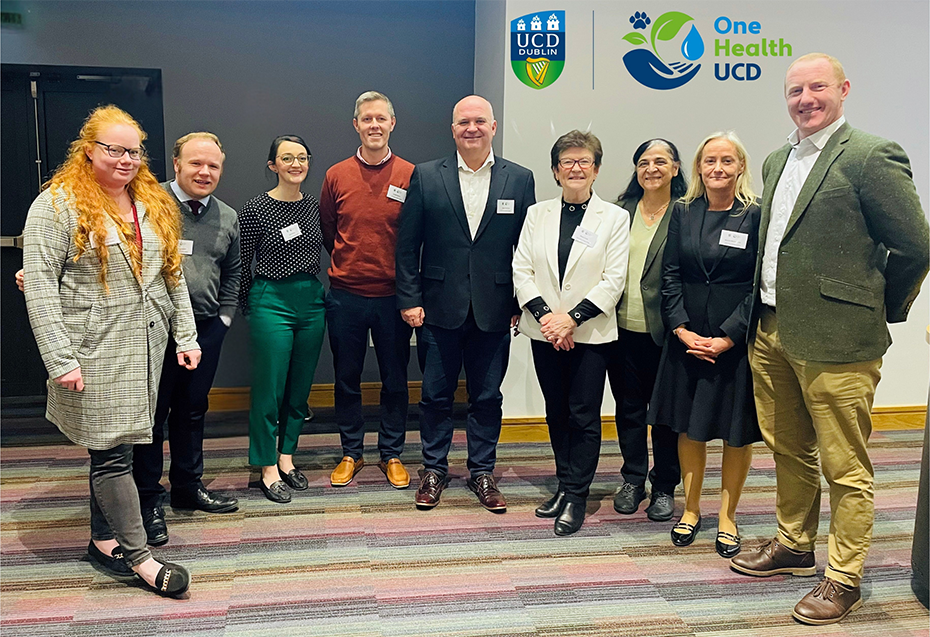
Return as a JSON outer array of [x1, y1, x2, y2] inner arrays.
[[670, 516, 702, 547]]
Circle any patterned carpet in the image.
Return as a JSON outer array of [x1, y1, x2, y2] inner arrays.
[[0, 421, 926, 637]]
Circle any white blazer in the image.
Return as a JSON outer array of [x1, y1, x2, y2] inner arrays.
[[513, 192, 630, 344]]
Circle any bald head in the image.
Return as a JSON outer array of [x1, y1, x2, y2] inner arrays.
[[451, 95, 497, 168], [452, 95, 494, 123]]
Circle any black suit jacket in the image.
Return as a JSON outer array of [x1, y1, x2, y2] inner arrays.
[[662, 198, 761, 343], [395, 154, 536, 332]]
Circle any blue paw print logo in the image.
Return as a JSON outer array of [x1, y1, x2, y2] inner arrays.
[[630, 11, 651, 30], [622, 11, 704, 90]]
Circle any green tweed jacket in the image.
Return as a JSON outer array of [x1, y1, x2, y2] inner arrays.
[[752, 122, 929, 363]]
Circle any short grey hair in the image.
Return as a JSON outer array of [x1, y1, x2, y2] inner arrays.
[[354, 91, 395, 119]]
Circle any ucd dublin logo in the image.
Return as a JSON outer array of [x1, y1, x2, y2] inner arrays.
[[622, 11, 704, 90], [511, 11, 565, 90]]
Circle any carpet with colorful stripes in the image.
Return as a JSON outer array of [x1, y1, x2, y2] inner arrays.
[[1, 427, 926, 636]]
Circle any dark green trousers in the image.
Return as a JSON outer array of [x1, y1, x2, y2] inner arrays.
[[248, 274, 325, 466]]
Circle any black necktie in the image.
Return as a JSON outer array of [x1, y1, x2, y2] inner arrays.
[[188, 201, 203, 216]]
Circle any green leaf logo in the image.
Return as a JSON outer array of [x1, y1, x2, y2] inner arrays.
[[650, 11, 694, 61], [622, 32, 647, 46]]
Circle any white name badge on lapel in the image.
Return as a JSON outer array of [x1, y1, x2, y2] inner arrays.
[[719, 230, 749, 249], [281, 223, 302, 242], [387, 185, 407, 203], [89, 228, 121, 249], [178, 240, 194, 256], [497, 199, 515, 214], [571, 226, 598, 248]]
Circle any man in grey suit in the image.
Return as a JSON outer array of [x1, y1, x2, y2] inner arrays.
[[395, 95, 535, 511], [730, 53, 929, 624]]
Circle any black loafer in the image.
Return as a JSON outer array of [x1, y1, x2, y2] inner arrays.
[[259, 479, 291, 503], [86, 541, 135, 577], [535, 491, 567, 518], [716, 529, 742, 558], [554, 501, 586, 536], [148, 561, 191, 597], [170, 486, 239, 513], [671, 516, 702, 546], [142, 506, 169, 547], [279, 467, 309, 491]]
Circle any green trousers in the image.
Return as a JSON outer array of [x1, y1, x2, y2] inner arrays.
[[248, 274, 326, 466]]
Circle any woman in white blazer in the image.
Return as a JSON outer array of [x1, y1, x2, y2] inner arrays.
[[513, 130, 630, 535]]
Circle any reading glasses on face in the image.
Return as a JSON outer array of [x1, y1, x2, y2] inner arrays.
[[278, 154, 310, 165], [95, 141, 146, 160], [559, 158, 594, 169]]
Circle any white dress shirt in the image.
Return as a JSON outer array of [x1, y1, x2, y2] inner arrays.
[[760, 116, 846, 307], [170, 180, 211, 209], [457, 150, 494, 239]]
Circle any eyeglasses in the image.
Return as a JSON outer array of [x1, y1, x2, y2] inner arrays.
[[277, 154, 310, 165], [95, 141, 146, 160], [559, 158, 594, 169]]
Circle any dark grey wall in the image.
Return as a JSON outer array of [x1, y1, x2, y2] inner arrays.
[[2, 0, 476, 387]]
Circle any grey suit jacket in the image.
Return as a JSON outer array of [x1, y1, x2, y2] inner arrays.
[[23, 189, 198, 450], [753, 123, 929, 363]]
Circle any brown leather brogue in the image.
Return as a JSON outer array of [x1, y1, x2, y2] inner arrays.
[[729, 538, 816, 577], [378, 458, 410, 489], [466, 474, 506, 511], [415, 469, 448, 508], [330, 456, 364, 487], [792, 578, 862, 625]]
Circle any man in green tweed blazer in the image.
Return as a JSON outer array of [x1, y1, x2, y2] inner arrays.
[[730, 53, 930, 625]]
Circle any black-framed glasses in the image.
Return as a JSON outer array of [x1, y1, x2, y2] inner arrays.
[[559, 157, 594, 169], [277, 154, 310, 165], [95, 141, 146, 160]]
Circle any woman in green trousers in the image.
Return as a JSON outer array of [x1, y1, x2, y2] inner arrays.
[[238, 135, 326, 503]]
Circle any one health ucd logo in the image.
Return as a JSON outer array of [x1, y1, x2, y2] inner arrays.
[[622, 10, 704, 90], [511, 11, 565, 90]]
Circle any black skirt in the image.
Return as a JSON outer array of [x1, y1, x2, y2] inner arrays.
[[647, 334, 761, 447]]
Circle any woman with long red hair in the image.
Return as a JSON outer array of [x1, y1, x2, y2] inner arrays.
[[23, 105, 200, 597]]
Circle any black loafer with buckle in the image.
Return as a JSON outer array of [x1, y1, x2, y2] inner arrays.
[[87, 541, 135, 577]]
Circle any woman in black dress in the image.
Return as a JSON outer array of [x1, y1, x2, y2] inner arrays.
[[647, 132, 761, 558]]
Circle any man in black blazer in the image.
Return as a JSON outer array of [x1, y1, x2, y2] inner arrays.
[[730, 53, 929, 625], [395, 95, 535, 511]]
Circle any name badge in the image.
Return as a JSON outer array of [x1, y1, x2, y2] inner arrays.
[[571, 226, 598, 248], [178, 240, 194, 256], [90, 228, 120, 249], [497, 199, 515, 214], [281, 223, 302, 242], [387, 185, 407, 203], [719, 230, 748, 249]]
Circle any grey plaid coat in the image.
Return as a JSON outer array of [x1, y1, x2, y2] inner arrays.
[[23, 189, 198, 450]]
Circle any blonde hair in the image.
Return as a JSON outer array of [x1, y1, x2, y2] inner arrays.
[[788, 52, 846, 85], [173, 131, 225, 160], [682, 131, 757, 210], [354, 91, 395, 119], [45, 105, 182, 290]]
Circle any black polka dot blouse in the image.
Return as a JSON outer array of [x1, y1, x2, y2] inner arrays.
[[237, 192, 323, 313]]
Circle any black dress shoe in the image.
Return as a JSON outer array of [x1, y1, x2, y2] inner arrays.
[[554, 501, 586, 536], [535, 491, 567, 518], [613, 482, 646, 514], [716, 528, 742, 558], [279, 467, 309, 491], [645, 491, 675, 522], [671, 516, 702, 547], [86, 541, 135, 576], [170, 486, 239, 513], [146, 561, 191, 598], [142, 506, 169, 547], [259, 479, 291, 503]]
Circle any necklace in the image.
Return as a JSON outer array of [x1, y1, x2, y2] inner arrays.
[[641, 200, 669, 222]]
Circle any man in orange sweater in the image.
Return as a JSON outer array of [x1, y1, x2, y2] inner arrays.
[[320, 91, 416, 489]]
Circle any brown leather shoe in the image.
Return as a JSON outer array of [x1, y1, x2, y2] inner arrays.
[[415, 470, 448, 508], [466, 474, 507, 511], [792, 578, 862, 625], [330, 456, 364, 487], [378, 458, 410, 489], [729, 538, 816, 577]]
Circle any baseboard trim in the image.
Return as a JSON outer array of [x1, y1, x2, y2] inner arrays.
[[208, 386, 926, 431]]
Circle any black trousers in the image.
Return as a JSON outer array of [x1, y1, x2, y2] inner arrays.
[[531, 339, 610, 504], [606, 329, 680, 495], [134, 315, 228, 507]]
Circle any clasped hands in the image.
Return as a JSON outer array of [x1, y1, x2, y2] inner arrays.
[[675, 326, 733, 363], [540, 313, 576, 350]]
